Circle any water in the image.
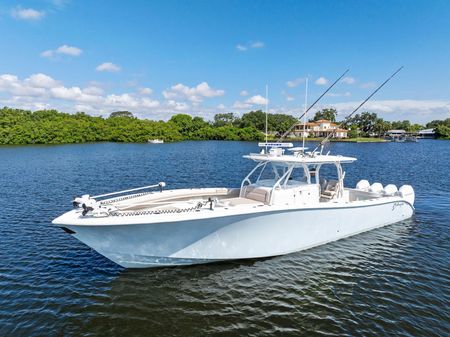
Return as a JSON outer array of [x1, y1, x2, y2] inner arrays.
[[0, 140, 448, 336]]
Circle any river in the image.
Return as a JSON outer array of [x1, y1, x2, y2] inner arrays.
[[0, 140, 448, 336]]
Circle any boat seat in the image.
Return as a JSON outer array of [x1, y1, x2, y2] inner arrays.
[[242, 186, 271, 204], [220, 197, 263, 207], [321, 180, 339, 199]]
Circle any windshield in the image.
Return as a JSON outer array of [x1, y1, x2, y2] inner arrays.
[[244, 162, 310, 188]]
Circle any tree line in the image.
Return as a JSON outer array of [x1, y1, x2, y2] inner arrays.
[[0, 106, 448, 145]]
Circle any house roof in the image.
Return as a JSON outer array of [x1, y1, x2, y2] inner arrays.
[[295, 120, 338, 127], [315, 119, 336, 125], [387, 129, 406, 133], [418, 128, 435, 134]]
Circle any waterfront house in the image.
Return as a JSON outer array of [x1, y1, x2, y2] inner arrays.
[[290, 119, 348, 138]]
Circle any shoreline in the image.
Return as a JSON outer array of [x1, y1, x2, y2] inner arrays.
[[4, 138, 442, 147]]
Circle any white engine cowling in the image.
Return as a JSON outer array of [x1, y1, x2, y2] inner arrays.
[[356, 180, 370, 191], [383, 184, 398, 196], [370, 182, 384, 193], [399, 185, 415, 205]]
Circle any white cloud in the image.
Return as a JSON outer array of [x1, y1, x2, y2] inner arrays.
[[141, 98, 160, 108], [232, 101, 251, 109], [342, 76, 356, 84], [322, 99, 450, 123], [167, 100, 189, 111], [286, 77, 305, 88], [50, 86, 102, 103], [315, 77, 329, 86], [83, 86, 104, 95], [51, 0, 71, 9], [26, 73, 60, 88], [139, 87, 153, 95], [246, 95, 268, 105], [0, 74, 46, 96], [240, 90, 249, 96], [232, 94, 268, 110], [326, 91, 351, 97], [163, 82, 224, 102], [104, 93, 138, 107], [361, 82, 376, 89], [250, 41, 265, 48], [41, 44, 82, 58], [40, 50, 54, 58], [11, 7, 45, 20], [96, 62, 121, 72], [56, 45, 82, 56], [3, 72, 448, 123], [286, 96, 295, 101], [0, 72, 162, 114], [236, 41, 265, 51]]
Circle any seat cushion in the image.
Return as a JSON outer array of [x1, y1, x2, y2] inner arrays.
[[243, 186, 270, 203]]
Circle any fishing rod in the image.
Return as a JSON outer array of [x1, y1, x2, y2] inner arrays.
[[312, 66, 404, 154], [277, 69, 350, 142]]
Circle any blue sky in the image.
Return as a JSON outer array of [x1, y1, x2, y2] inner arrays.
[[0, 0, 449, 123]]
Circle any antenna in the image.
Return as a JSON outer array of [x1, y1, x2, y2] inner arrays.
[[312, 66, 404, 153], [265, 84, 268, 152], [302, 77, 309, 149], [277, 69, 350, 141]]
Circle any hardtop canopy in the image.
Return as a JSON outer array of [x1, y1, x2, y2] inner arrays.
[[243, 153, 357, 165]]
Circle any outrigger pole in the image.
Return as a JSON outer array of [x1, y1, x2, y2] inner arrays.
[[312, 66, 404, 154], [277, 69, 350, 142]]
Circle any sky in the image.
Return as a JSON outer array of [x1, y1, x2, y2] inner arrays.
[[0, 0, 449, 123]]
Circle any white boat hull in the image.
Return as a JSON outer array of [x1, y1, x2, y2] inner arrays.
[[61, 199, 414, 268]]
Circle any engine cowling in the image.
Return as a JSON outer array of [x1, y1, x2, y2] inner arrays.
[[399, 185, 415, 205], [356, 180, 370, 191]]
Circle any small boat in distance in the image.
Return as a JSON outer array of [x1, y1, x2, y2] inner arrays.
[[405, 136, 418, 142], [148, 139, 164, 144]]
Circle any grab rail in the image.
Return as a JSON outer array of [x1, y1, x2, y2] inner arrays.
[[93, 182, 166, 199]]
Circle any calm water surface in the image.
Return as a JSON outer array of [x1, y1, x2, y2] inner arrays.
[[0, 140, 449, 336]]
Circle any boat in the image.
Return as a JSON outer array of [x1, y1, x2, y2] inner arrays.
[[405, 136, 418, 142], [148, 139, 164, 144], [53, 143, 415, 268]]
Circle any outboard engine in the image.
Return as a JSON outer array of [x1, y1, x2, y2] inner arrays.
[[356, 180, 370, 191], [399, 185, 415, 204], [370, 182, 384, 194], [383, 184, 398, 196]]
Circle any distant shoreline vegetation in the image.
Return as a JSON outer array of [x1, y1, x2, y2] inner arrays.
[[0, 107, 449, 145]]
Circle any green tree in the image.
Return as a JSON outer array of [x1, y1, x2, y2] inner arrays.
[[348, 125, 358, 138], [435, 124, 450, 139], [240, 110, 297, 134], [312, 108, 337, 122], [213, 113, 237, 127], [348, 112, 378, 136], [391, 120, 411, 131], [241, 110, 266, 131], [426, 118, 450, 129], [268, 113, 297, 134], [109, 111, 134, 118]]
